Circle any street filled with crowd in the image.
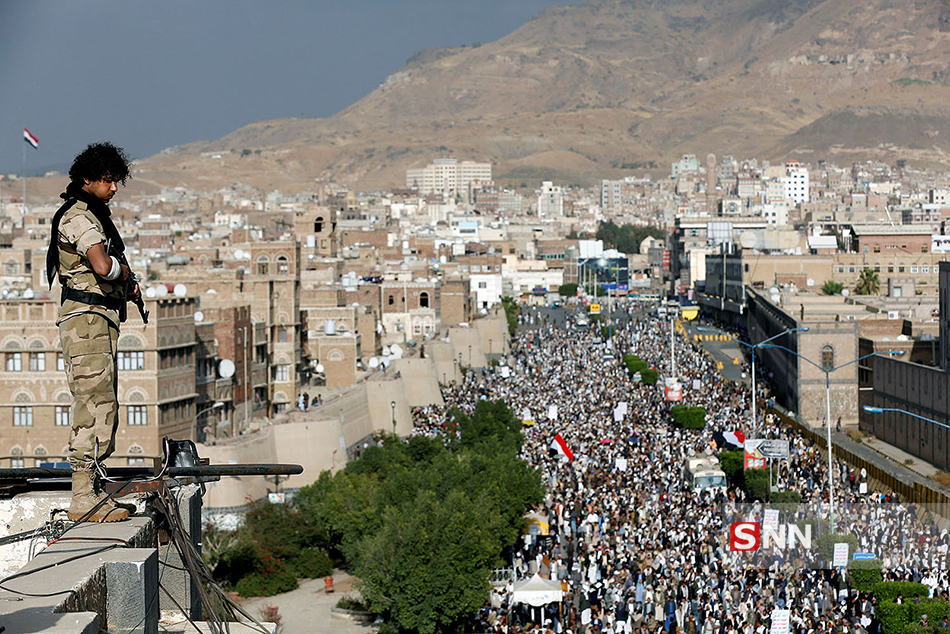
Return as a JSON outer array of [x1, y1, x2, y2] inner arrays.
[[413, 302, 950, 634]]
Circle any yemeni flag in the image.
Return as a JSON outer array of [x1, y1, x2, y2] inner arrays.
[[23, 128, 38, 149], [551, 433, 574, 461], [713, 430, 746, 450]]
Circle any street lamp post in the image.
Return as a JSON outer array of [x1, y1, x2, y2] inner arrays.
[[391, 400, 397, 437], [468, 344, 472, 365], [454, 357, 458, 383], [760, 344, 904, 532], [195, 401, 225, 442], [698, 326, 809, 433]]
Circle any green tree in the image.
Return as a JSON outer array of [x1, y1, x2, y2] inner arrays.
[[855, 268, 880, 295], [558, 283, 578, 297], [596, 220, 665, 254], [357, 489, 501, 634], [670, 405, 706, 429], [500, 296, 518, 336], [289, 399, 542, 631], [821, 280, 844, 295]]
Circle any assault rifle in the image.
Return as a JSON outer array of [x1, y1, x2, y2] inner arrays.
[[107, 240, 149, 324]]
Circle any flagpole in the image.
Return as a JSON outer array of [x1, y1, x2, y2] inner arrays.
[[21, 142, 26, 215]]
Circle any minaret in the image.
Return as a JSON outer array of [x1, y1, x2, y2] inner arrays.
[[706, 153, 718, 215]]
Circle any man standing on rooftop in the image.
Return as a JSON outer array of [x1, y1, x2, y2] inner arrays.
[[46, 142, 140, 522]]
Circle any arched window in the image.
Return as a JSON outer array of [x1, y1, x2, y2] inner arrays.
[[256, 256, 269, 276], [821, 345, 835, 373], [388, 295, 395, 306], [314, 217, 324, 233], [277, 256, 289, 274], [419, 292, 430, 308]]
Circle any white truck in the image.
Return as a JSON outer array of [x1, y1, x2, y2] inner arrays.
[[684, 453, 728, 494]]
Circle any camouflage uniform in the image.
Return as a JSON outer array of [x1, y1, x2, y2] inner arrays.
[[55, 201, 126, 472]]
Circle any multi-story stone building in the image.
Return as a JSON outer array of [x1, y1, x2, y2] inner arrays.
[[0, 295, 198, 467]]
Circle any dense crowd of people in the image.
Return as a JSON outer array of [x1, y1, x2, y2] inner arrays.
[[412, 302, 949, 634]]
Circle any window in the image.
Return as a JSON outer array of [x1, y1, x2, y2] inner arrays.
[[923, 266, 930, 274], [849, 267, 855, 273], [898, 266, 905, 273], [6, 353, 21, 372], [922, 245, 929, 253], [910, 266, 918, 274], [838, 267, 844, 273], [29, 353, 44, 372], [820, 345, 835, 373], [57, 353, 64, 372], [388, 295, 394, 306], [10, 458, 23, 469], [314, 217, 324, 233], [275, 365, 289, 382], [128, 405, 147, 426], [256, 258, 269, 275], [277, 256, 289, 274], [13, 406, 32, 426], [873, 245, 881, 253], [55, 406, 70, 427], [127, 445, 145, 466], [277, 327, 287, 343], [478, 282, 487, 289], [419, 292, 430, 308], [118, 351, 144, 371], [4, 263, 17, 275]]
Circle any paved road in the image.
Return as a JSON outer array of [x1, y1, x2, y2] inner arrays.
[[240, 570, 376, 634]]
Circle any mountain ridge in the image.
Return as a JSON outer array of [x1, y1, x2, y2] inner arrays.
[[137, 0, 950, 192]]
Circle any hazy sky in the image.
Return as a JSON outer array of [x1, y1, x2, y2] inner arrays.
[[0, 0, 579, 176]]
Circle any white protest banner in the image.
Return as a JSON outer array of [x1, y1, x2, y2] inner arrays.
[[770, 609, 791, 634], [763, 509, 780, 530], [833, 542, 850, 567], [548, 405, 558, 421]]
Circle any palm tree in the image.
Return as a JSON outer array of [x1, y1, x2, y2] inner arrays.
[[855, 268, 880, 295]]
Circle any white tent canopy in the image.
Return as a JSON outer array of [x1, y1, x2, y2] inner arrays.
[[511, 573, 563, 606]]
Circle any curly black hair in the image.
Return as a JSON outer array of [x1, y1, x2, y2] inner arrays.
[[68, 142, 132, 185]]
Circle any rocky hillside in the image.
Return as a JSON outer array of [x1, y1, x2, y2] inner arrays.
[[136, 0, 950, 192]]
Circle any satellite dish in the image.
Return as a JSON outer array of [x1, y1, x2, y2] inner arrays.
[[842, 288, 850, 297], [806, 279, 815, 287], [218, 359, 236, 378], [315, 363, 325, 373], [174, 284, 187, 297], [390, 343, 403, 358], [368, 357, 379, 368], [382, 345, 391, 356], [145, 287, 157, 298], [156, 285, 169, 297], [194, 311, 204, 323], [234, 249, 245, 260], [23, 288, 34, 299], [206, 288, 217, 294]]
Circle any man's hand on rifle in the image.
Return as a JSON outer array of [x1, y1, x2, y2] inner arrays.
[[127, 282, 141, 302]]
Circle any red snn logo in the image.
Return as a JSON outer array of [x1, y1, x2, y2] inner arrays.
[[729, 522, 761, 551]]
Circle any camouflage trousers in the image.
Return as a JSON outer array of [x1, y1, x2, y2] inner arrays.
[[59, 313, 119, 471]]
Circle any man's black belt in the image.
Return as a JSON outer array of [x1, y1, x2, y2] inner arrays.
[[61, 287, 125, 312]]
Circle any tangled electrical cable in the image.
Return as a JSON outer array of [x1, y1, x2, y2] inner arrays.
[[151, 482, 271, 634]]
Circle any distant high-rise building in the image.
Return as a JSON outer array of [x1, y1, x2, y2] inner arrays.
[[406, 159, 492, 201], [784, 162, 810, 204], [537, 181, 563, 217]]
